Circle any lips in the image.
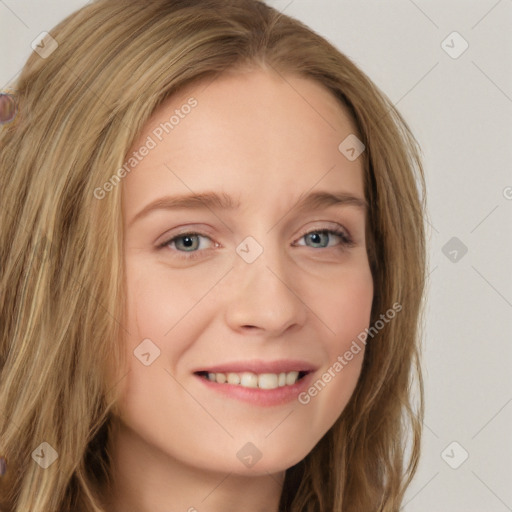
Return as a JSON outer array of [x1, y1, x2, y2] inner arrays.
[[194, 367, 316, 406], [193, 359, 316, 391], [193, 359, 317, 375]]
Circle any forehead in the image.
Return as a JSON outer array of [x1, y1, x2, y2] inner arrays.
[[122, 68, 365, 215]]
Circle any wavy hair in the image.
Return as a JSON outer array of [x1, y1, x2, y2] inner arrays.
[[0, 0, 427, 510]]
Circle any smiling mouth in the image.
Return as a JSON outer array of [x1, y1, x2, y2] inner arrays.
[[195, 370, 310, 390]]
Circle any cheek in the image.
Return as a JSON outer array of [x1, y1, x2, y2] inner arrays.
[[327, 268, 373, 386], [299, 265, 373, 427], [122, 257, 219, 384], [124, 256, 192, 345], [124, 255, 224, 336], [312, 262, 374, 346]]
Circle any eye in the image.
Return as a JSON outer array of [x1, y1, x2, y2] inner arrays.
[[294, 227, 354, 250], [157, 232, 216, 260], [158, 225, 355, 261]]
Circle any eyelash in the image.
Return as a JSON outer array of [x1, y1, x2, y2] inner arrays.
[[157, 227, 355, 261]]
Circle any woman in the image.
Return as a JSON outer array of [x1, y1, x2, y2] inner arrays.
[[0, 0, 427, 510]]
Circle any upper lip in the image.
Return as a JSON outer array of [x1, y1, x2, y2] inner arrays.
[[193, 359, 318, 374]]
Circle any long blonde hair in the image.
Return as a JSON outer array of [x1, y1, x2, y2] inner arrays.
[[0, 0, 426, 510]]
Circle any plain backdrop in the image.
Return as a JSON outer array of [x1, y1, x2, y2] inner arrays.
[[1, 1, 512, 510]]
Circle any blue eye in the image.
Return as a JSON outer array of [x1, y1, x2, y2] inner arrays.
[[158, 233, 213, 260], [158, 227, 354, 260], [296, 228, 354, 249]]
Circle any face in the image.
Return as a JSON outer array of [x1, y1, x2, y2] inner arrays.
[[114, 68, 374, 476]]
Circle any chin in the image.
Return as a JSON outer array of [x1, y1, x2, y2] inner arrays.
[[231, 443, 314, 477]]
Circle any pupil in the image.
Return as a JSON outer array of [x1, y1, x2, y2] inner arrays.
[[176, 235, 197, 251], [309, 233, 325, 246]]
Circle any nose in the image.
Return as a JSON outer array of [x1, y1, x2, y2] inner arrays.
[[224, 241, 308, 337]]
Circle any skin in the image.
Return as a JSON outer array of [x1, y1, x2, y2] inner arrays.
[[106, 67, 374, 512]]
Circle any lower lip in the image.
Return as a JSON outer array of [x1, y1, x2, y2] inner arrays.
[[194, 372, 315, 406]]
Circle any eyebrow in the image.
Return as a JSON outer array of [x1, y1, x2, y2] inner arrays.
[[129, 190, 367, 226]]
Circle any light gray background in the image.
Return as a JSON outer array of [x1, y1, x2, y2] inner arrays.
[[2, 1, 511, 510]]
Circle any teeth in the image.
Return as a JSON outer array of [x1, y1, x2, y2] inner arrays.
[[285, 371, 299, 385], [240, 372, 258, 388], [227, 372, 240, 385], [258, 373, 278, 390], [205, 370, 303, 389]]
